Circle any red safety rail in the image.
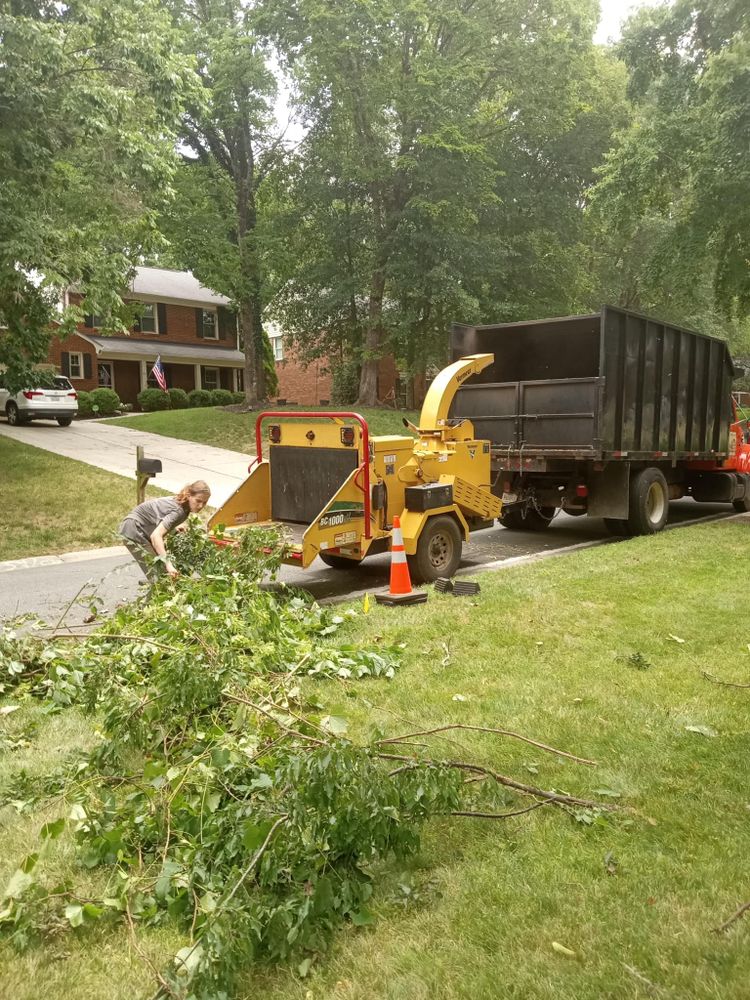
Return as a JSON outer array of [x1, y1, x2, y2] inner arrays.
[[254, 411, 372, 539]]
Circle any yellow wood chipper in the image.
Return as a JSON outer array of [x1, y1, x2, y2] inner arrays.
[[208, 354, 501, 582]]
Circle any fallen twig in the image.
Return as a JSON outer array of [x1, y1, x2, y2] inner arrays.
[[377, 723, 596, 766], [702, 670, 750, 689], [714, 900, 750, 933], [379, 752, 610, 810], [449, 800, 553, 820]]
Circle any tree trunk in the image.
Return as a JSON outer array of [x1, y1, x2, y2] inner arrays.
[[241, 300, 260, 408], [357, 268, 386, 406]]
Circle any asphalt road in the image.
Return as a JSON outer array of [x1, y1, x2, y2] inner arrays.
[[0, 499, 733, 629]]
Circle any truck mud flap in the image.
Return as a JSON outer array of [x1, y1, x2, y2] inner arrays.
[[587, 462, 630, 519]]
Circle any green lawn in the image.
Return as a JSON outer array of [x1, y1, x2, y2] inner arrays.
[[2, 521, 750, 997], [0, 437, 165, 561], [104, 405, 420, 454]]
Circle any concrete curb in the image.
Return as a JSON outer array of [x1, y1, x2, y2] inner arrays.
[[0, 545, 129, 574]]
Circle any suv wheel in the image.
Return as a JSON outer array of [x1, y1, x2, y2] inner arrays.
[[56, 416, 73, 427], [6, 402, 24, 426]]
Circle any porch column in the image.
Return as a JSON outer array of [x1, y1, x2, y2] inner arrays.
[[139, 359, 148, 392], [194, 363, 202, 390]]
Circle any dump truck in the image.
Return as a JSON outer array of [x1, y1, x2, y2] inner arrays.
[[450, 305, 750, 535], [208, 354, 501, 581]]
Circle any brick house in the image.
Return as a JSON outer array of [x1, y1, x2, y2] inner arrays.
[[48, 265, 429, 408], [52, 267, 244, 406]]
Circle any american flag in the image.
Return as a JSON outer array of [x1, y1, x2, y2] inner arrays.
[[151, 355, 167, 392]]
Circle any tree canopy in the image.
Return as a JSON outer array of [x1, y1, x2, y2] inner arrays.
[[0, 0, 195, 390]]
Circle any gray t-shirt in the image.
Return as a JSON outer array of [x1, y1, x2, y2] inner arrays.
[[118, 497, 188, 549]]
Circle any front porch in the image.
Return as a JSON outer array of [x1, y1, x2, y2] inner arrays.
[[80, 335, 244, 406]]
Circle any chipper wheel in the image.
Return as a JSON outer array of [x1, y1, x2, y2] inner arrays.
[[407, 515, 462, 584]]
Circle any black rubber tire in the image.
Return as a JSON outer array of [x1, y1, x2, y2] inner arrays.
[[604, 518, 631, 536], [733, 478, 750, 512], [319, 552, 359, 569], [499, 506, 555, 531], [57, 416, 73, 427], [565, 507, 587, 517], [627, 467, 669, 535], [407, 515, 462, 584], [6, 402, 22, 426]]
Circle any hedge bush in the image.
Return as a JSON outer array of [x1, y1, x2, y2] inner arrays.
[[188, 388, 212, 408], [168, 387, 189, 409], [76, 390, 94, 416], [89, 387, 121, 415], [230, 391, 245, 404], [138, 387, 171, 412], [209, 388, 234, 406]]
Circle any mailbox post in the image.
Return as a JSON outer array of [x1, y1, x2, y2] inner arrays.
[[135, 445, 163, 504]]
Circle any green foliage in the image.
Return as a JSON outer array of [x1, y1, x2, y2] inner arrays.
[[0, 526, 473, 997], [591, 0, 750, 319], [231, 391, 245, 404], [188, 388, 213, 408], [168, 387, 190, 409], [137, 387, 171, 412], [88, 388, 120, 415], [209, 388, 234, 406], [331, 360, 361, 407], [75, 390, 94, 417], [0, 0, 197, 392]]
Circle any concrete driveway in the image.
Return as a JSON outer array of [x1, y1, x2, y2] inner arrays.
[[0, 417, 253, 508]]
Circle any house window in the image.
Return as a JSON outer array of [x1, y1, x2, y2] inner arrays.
[[89, 315, 105, 329], [202, 310, 218, 340], [69, 352, 83, 379], [98, 363, 113, 388], [202, 366, 220, 391], [140, 303, 158, 334], [270, 335, 284, 361]]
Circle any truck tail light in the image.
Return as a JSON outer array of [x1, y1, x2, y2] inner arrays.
[[576, 484, 588, 497], [340, 426, 355, 446], [269, 424, 281, 443]]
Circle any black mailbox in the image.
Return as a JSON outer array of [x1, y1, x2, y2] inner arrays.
[[137, 457, 162, 476]]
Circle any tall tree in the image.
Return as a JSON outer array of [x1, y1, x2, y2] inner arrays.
[[265, 0, 623, 403], [591, 0, 750, 319], [0, 0, 194, 390], [164, 0, 286, 404]]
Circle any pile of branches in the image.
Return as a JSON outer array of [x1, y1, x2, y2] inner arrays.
[[0, 522, 610, 998]]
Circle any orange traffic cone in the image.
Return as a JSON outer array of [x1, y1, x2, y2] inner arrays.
[[375, 515, 428, 606]]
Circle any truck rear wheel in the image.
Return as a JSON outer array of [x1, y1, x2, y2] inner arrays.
[[628, 467, 669, 534], [408, 515, 462, 584]]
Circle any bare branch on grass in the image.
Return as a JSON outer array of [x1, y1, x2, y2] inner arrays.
[[702, 670, 750, 689], [377, 723, 596, 766], [714, 900, 750, 934]]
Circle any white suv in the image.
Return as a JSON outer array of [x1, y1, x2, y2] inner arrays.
[[0, 375, 78, 427]]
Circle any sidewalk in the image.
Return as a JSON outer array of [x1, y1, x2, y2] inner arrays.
[[0, 419, 253, 508]]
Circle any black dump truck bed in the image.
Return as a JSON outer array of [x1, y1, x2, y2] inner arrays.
[[450, 305, 735, 461]]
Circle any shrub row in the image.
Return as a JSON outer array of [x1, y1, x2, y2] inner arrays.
[[76, 388, 122, 417], [137, 387, 244, 412]]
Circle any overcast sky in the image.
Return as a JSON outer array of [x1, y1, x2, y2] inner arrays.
[[594, 0, 654, 44]]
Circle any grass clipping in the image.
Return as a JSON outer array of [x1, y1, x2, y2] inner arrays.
[[0, 522, 607, 999]]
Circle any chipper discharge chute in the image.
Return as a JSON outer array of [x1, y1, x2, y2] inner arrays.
[[208, 354, 501, 583]]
